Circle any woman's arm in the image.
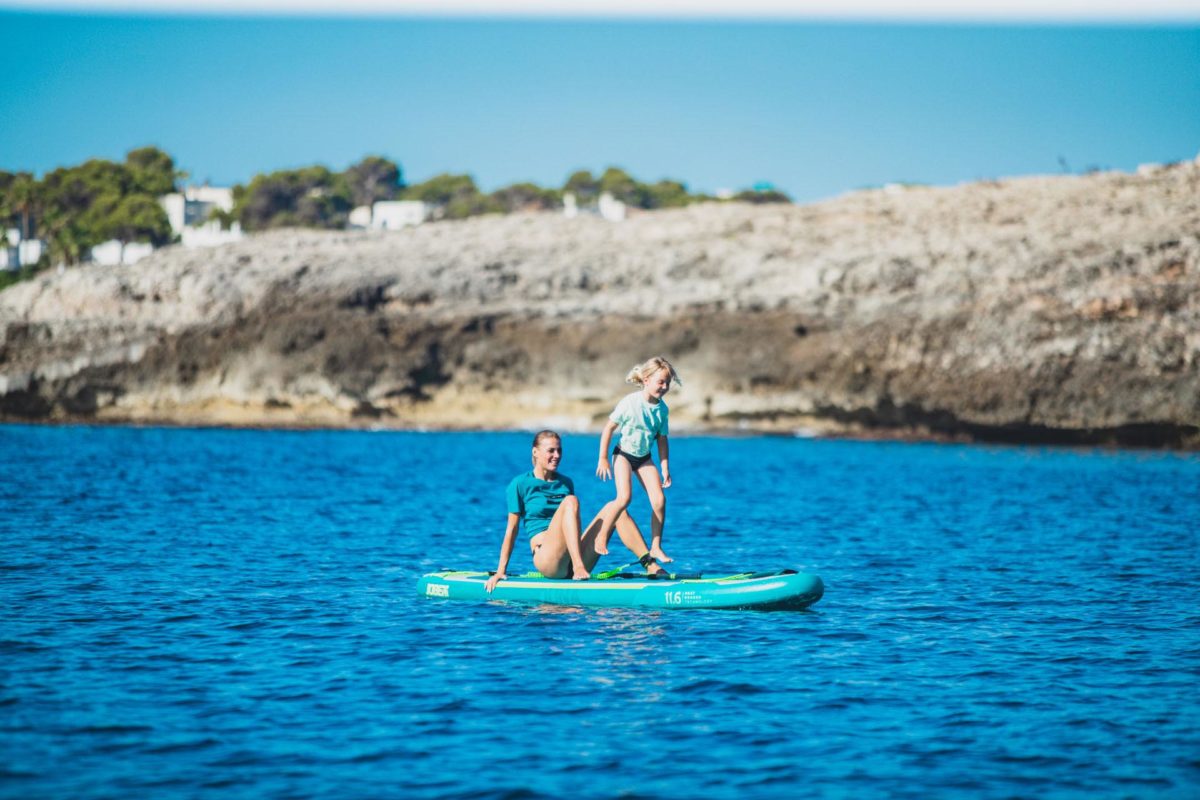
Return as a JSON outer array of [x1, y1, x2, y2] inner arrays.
[[596, 419, 618, 480], [657, 434, 671, 488], [485, 513, 522, 592]]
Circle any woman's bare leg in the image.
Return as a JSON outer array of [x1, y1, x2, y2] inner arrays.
[[531, 495, 594, 579], [635, 461, 671, 562]]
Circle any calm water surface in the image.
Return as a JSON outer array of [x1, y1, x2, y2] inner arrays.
[[1, 425, 1197, 799]]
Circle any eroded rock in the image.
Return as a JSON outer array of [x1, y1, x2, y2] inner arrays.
[[2, 163, 1198, 447]]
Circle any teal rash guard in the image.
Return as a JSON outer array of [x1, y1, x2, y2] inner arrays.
[[506, 471, 575, 538]]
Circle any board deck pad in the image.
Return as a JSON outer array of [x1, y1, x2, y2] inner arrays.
[[418, 568, 824, 610]]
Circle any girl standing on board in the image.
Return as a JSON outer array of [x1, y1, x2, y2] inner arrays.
[[594, 356, 681, 564], [485, 430, 666, 592]]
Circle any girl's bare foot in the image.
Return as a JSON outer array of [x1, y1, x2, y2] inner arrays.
[[594, 535, 610, 555], [650, 545, 673, 563], [572, 568, 590, 580]]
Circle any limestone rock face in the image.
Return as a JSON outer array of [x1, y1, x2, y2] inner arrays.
[[2, 164, 1198, 447]]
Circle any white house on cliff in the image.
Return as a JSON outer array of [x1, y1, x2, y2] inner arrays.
[[349, 200, 429, 230], [91, 185, 245, 266]]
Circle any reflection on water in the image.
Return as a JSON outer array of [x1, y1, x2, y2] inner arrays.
[[1, 425, 1198, 799]]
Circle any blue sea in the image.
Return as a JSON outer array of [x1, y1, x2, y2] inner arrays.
[[2, 424, 1197, 799]]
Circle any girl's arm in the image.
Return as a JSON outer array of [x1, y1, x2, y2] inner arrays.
[[596, 419, 618, 480], [485, 513, 522, 592], [657, 434, 671, 488]]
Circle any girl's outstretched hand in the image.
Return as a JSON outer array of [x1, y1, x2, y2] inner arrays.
[[662, 468, 672, 489], [485, 572, 506, 592], [596, 458, 612, 481]]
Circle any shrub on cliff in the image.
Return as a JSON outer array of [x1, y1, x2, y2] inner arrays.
[[565, 166, 703, 209], [563, 169, 601, 204], [734, 188, 792, 204], [233, 166, 352, 231], [232, 156, 405, 231], [401, 173, 503, 220], [343, 156, 406, 208], [0, 171, 40, 243], [0, 147, 177, 265], [490, 182, 561, 213]]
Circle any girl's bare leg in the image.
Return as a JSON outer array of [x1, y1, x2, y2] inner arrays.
[[635, 461, 671, 562], [531, 495, 594, 579], [613, 512, 667, 575], [580, 508, 666, 575], [594, 455, 633, 555]]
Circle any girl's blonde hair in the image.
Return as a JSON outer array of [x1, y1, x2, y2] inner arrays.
[[625, 356, 682, 387]]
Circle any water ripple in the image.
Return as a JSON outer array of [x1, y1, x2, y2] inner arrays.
[[1, 426, 1197, 799]]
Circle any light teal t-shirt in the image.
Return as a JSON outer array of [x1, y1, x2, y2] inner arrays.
[[506, 471, 575, 538], [610, 391, 670, 458]]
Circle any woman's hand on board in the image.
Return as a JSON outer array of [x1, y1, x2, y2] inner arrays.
[[485, 572, 506, 592]]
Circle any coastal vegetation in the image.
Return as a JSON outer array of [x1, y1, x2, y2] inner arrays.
[[1, 148, 791, 272], [229, 161, 765, 227], [0, 147, 177, 269]]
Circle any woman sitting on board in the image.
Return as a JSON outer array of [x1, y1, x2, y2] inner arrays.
[[485, 430, 667, 592]]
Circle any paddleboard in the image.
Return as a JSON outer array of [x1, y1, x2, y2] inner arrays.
[[417, 568, 823, 610]]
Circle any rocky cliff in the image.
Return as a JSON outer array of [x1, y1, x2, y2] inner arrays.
[[2, 162, 1198, 447]]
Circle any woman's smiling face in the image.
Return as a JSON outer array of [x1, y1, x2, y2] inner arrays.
[[532, 436, 562, 473]]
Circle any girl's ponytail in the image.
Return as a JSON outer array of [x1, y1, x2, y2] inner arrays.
[[625, 356, 682, 387]]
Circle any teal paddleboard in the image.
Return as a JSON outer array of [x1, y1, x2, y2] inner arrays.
[[417, 569, 823, 610]]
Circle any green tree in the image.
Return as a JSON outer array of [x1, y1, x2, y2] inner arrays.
[[563, 168, 701, 210], [94, 193, 173, 261], [125, 146, 180, 195], [343, 156, 404, 207], [402, 173, 501, 220], [598, 166, 639, 205], [489, 182, 560, 213], [734, 188, 792, 204], [563, 169, 599, 204], [234, 165, 352, 231], [641, 179, 694, 209], [0, 172, 40, 241], [444, 192, 503, 220], [38, 160, 131, 263], [38, 206, 88, 266], [401, 173, 477, 205]]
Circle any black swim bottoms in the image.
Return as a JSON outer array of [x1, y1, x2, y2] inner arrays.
[[612, 445, 653, 469]]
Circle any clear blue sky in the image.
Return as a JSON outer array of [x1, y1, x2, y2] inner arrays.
[[1, 10, 1197, 201]]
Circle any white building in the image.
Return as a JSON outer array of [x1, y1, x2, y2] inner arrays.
[[3, 228, 46, 270], [78, 184, 243, 267], [370, 200, 429, 230], [348, 205, 373, 229], [160, 185, 244, 248], [91, 240, 154, 266], [562, 191, 626, 222], [597, 192, 626, 222]]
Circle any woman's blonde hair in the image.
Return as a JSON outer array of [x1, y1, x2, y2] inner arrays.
[[625, 356, 682, 387], [530, 429, 561, 467], [531, 430, 561, 449]]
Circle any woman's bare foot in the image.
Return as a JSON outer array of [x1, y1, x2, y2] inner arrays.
[[650, 545, 673, 563], [572, 567, 590, 581], [594, 534, 610, 556]]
